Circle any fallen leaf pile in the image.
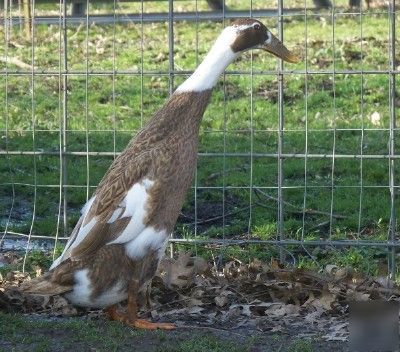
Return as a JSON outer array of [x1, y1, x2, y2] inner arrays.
[[147, 254, 400, 339], [0, 271, 78, 315], [1, 251, 399, 341]]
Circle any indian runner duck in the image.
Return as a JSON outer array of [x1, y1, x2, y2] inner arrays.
[[22, 18, 299, 329]]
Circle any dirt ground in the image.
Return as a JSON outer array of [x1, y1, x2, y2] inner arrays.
[[0, 313, 347, 352], [3, 251, 395, 352]]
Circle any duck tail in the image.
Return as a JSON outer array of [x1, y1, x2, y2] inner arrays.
[[20, 272, 72, 296]]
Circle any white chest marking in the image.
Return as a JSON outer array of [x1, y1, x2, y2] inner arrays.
[[125, 227, 168, 260], [176, 27, 239, 93]]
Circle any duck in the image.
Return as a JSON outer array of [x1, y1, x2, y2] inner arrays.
[[21, 18, 299, 329]]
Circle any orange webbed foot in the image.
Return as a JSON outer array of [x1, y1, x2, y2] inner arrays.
[[105, 305, 174, 330], [132, 319, 175, 330]]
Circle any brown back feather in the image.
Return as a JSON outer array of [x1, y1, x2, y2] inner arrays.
[[56, 91, 212, 265]]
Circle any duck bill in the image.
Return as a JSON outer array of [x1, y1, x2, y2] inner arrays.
[[262, 33, 300, 63]]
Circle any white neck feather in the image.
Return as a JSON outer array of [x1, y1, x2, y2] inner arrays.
[[176, 27, 239, 93]]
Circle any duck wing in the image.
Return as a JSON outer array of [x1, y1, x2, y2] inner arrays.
[[51, 148, 153, 268]]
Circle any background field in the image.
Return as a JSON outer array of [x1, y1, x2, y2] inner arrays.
[[1, 1, 400, 277]]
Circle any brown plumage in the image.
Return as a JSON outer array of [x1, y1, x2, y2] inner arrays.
[[21, 18, 298, 329]]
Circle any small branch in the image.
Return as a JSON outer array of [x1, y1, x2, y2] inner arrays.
[[254, 188, 348, 219], [184, 206, 252, 226], [0, 56, 35, 70], [8, 41, 24, 49], [70, 22, 84, 39], [354, 283, 400, 296], [206, 166, 250, 182], [308, 220, 331, 232], [138, 297, 191, 316], [178, 212, 194, 221], [177, 325, 246, 337]]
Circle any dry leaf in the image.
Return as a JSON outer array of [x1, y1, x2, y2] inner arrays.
[[304, 308, 325, 323], [322, 322, 348, 341], [304, 289, 336, 311], [187, 297, 203, 307], [267, 304, 300, 317], [1, 251, 399, 340], [325, 264, 338, 275], [215, 295, 228, 307], [335, 267, 352, 280], [158, 252, 195, 289], [187, 306, 204, 315]]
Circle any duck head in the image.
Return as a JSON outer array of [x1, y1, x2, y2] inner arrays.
[[176, 18, 299, 93], [227, 18, 299, 63]]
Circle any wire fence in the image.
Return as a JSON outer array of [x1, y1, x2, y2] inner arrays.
[[0, 0, 399, 275]]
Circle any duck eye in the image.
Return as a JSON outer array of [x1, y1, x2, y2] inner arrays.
[[253, 23, 261, 30]]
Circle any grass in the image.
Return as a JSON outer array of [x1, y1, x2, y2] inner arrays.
[[0, 312, 249, 352], [0, 311, 343, 352], [0, 311, 162, 352], [1, 2, 399, 275]]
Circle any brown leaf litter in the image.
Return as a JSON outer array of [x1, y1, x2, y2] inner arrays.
[[1, 251, 399, 341]]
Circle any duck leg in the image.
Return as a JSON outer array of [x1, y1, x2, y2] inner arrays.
[[127, 280, 174, 330], [105, 280, 174, 330], [105, 304, 125, 322]]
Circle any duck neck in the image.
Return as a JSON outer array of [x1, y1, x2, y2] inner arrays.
[[176, 30, 239, 93]]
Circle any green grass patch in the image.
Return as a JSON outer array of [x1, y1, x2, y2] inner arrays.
[[1, 4, 399, 274]]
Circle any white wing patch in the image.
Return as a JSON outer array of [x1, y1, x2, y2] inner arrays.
[[68, 217, 97, 251], [107, 179, 154, 245], [50, 196, 97, 270], [125, 227, 168, 260], [107, 208, 123, 224], [50, 254, 62, 270], [106, 179, 168, 260], [64, 269, 127, 308], [51, 178, 157, 270], [64, 269, 92, 306], [81, 196, 96, 217]]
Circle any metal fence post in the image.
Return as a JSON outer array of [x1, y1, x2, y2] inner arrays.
[[277, 0, 285, 263], [62, 0, 68, 237], [388, 0, 397, 279], [22, 0, 31, 40], [168, 0, 174, 257]]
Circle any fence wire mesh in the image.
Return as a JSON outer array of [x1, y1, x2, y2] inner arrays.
[[0, 0, 399, 275]]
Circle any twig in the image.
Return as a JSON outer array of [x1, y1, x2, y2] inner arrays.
[[139, 294, 216, 316], [308, 220, 331, 232], [253, 188, 348, 219], [70, 22, 84, 39], [0, 56, 35, 70], [205, 166, 250, 181], [353, 284, 400, 296], [354, 277, 370, 291], [177, 324, 246, 337], [8, 41, 24, 49], [139, 297, 192, 316], [184, 205, 252, 226], [178, 212, 194, 220]]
